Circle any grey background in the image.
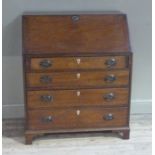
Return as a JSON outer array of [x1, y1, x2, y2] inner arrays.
[[2, 0, 152, 118]]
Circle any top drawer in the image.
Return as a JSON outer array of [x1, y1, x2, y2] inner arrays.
[[23, 14, 130, 54], [28, 56, 128, 71]]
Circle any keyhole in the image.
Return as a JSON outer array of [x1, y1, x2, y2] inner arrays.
[[77, 91, 80, 96], [76, 73, 80, 79], [76, 110, 80, 116], [76, 58, 81, 64]]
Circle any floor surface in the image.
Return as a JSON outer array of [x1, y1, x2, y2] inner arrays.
[[2, 114, 152, 155]]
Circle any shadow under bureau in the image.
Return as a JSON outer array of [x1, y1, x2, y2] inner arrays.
[[22, 12, 132, 144]]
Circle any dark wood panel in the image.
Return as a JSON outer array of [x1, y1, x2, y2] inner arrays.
[[29, 56, 127, 71], [26, 70, 129, 89], [23, 15, 130, 54], [27, 88, 129, 109], [24, 51, 132, 57], [28, 107, 128, 130]]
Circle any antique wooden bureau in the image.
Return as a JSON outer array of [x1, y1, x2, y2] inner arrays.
[[22, 12, 132, 144]]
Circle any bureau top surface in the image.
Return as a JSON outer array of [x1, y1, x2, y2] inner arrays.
[[23, 13, 131, 54]]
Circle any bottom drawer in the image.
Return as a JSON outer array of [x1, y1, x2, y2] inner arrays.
[[28, 107, 128, 130]]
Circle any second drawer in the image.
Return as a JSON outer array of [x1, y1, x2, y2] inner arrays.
[[26, 70, 129, 89], [27, 88, 129, 109]]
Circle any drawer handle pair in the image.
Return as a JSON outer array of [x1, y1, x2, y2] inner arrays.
[[41, 114, 113, 124], [39, 58, 116, 68], [105, 58, 117, 68], [40, 75, 116, 83], [41, 95, 53, 102], [41, 93, 115, 102], [40, 60, 52, 68]]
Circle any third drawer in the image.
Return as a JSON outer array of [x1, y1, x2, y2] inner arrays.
[[26, 70, 129, 89], [27, 88, 129, 109]]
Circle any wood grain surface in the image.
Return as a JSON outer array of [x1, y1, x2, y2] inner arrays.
[[27, 88, 129, 109], [29, 56, 127, 71], [23, 15, 130, 54], [26, 70, 129, 89], [28, 107, 128, 130]]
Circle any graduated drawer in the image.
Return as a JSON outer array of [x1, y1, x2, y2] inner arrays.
[[28, 56, 128, 71], [26, 70, 129, 89], [28, 107, 128, 130], [27, 88, 129, 109]]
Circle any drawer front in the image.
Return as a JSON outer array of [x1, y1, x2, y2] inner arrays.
[[27, 90, 79, 108], [29, 56, 127, 71], [27, 88, 129, 109], [28, 108, 77, 130], [23, 15, 130, 54], [79, 88, 129, 106], [77, 107, 128, 128], [28, 107, 128, 130], [26, 70, 129, 88]]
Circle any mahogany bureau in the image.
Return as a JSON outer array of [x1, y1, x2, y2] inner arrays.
[[22, 12, 132, 144]]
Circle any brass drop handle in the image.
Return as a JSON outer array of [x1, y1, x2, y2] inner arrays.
[[41, 95, 53, 102], [41, 116, 53, 123], [40, 75, 52, 84], [105, 58, 116, 67], [72, 15, 80, 22], [104, 93, 115, 101], [40, 60, 52, 68], [104, 74, 116, 82], [104, 113, 114, 121]]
